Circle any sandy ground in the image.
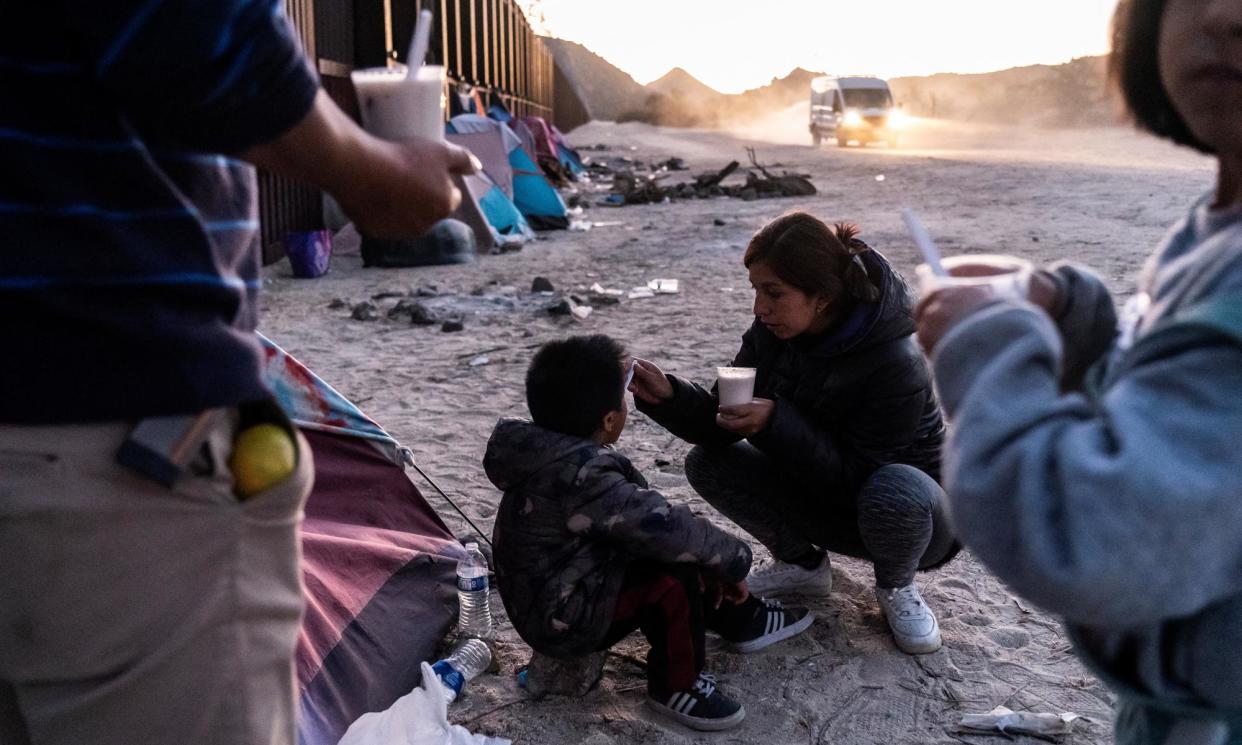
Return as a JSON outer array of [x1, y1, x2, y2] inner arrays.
[[260, 116, 1214, 745]]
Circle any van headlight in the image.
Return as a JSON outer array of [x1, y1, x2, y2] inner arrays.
[[842, 110, 863, 126], [887, 110, 909, 129]]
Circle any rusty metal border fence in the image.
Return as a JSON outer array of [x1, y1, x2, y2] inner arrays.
[[259, 0, 558, 263]]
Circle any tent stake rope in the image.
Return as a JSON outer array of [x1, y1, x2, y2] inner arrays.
[[408, 461, 493, 548]]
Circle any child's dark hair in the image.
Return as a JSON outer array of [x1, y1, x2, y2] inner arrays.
[[526, 335, 627, 438], [1110, 0, 1211, 154], [744, 211, 880, 304]]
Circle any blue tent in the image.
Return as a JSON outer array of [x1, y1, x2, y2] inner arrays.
[[447, 115, 568, 231]]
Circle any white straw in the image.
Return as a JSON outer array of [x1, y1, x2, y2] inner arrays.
[[901, 208, 948, 277], [406, 9, 433, 76]]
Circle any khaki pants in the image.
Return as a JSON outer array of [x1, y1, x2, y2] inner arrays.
[[0, 414, 313, 745]]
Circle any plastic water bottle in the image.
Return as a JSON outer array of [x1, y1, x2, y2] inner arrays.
[[456, 542, 494, 640], [432, 638, 492, 703]]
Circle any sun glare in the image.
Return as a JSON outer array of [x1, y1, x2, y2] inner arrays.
[[530, 0, 1120, 93]]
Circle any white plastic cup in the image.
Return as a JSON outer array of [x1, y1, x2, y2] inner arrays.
[[915, 254, 1033, 301], [716, 367, 757, 407], [350, 64, 446, 142]]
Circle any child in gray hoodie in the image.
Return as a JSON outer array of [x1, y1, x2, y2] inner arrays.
[[916, 2, 1242, 744], [484, 335, 813, 731]]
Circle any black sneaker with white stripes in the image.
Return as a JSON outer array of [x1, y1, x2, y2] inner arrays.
[[648, 673, 745, 731], [730, 598, 814, 653]]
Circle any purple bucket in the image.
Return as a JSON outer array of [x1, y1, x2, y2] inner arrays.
[[285, 229, 333, 279]]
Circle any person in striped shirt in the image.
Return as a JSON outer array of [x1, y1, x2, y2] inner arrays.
[[0, 2, 473, 744]]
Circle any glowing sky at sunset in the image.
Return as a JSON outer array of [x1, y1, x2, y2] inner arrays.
[[525, 0, 1121, 93]]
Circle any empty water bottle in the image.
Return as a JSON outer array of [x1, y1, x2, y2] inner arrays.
[[432, 638, 492, 703], [456, 542, 494, 640]]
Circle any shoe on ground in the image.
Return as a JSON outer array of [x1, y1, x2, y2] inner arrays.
[[648, 673, 745, 731], [731, 598, 814, 653], [744, 554, 832, 598], [875, 583, 941, 654]]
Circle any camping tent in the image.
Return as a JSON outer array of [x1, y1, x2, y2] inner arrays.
[[258, 335, 464, 745], [517, 115, 586, 179], [448, 114, 569, 231]]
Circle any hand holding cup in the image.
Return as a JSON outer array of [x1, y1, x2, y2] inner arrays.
[[914, 255, 1034, 353]]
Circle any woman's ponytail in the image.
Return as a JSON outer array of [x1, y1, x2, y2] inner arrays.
[[835, 222, 881, 303]]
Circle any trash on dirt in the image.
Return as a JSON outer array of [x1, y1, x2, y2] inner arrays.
[[714, 218, 727, 226], [441, 316, 465, 333], [592, 148, 814, 207], [337, 661, 510, 745], [569, 219, 593, 232], [592, 221, 625, 228], [589, 282, 624, 296], [328, 297, 349, 310], [959, 707, 1079, 739], [627, 288, 656, 300], [548, 295, 593, 321], [647, 279, 680, 294], [468, 355, 490, 367], [875, 174, 887, 182], [415, 285, 440, 297], [351, 301, 379, 321], [371, 290, 407, 301], [387, 299, 439, 326], [531, 277, 555, 293]]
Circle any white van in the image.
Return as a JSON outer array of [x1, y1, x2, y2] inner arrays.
[[809, 76, 902, 147]]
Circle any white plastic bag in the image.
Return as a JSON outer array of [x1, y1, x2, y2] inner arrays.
[[337, 662, 511, 745]]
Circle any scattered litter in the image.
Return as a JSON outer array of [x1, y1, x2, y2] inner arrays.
[[627, 288, 656, 300], [714, 218, 727, 226], [548, 295, 593, 321], [328, 297, 348, 310], [647, 279, 680, 294], [441, 316, 465, 333], [591, 221, 625, 228], [416, 285, 440, 297], [389, 299, 438, 326], [589, 282, 624, 296], [468, 355, 490, 367], [959, 706, 1079, 739], [595, 148, 814, 207], [371, 290, 407, 300], [568, 219, 593, 232], [531, 277, 555, 293], [351, 301, 379, 321], [875, 174, 887, 182]]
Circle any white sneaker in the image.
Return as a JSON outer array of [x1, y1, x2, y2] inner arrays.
[[745, 554, 832, 598], [875, 583, 941, 654]]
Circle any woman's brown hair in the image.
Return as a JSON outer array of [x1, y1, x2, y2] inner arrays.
[[743, 211, 880, 304], [1110, 0, 1212, 154]]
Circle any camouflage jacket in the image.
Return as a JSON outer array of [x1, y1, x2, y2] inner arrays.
[[484, 418, 752, 658]]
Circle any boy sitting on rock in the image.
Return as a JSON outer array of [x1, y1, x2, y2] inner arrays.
[[484, 334, 813, 731]]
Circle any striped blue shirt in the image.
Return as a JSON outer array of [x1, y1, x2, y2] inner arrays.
[[1, 1, 319, 423]]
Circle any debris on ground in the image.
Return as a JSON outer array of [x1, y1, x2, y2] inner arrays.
[[328, 297, 349, 310], [586, 147, 814, 207], [351, 301, 379, 321], [530, 277, 555, 293], [440, 316, 465, 333], [547, 295, 593, 321], [959, 707, 1080, 740]]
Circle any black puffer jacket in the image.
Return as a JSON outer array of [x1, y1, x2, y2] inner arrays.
[[484, 418, 752, 658], [638, 248, 944, 492]]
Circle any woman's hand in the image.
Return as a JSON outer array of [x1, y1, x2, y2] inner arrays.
[[716, 399, 774, 437], [628, 358, 674, 404]]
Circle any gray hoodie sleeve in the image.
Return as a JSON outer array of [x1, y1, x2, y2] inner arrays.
[[931, 302, 1242, 627], [1039, 262, 1118, 390], [566, 455, 753, 582]]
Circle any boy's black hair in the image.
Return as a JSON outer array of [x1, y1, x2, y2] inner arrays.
[[1110, 0, 1211, 154], [526, 335, 627, 438]]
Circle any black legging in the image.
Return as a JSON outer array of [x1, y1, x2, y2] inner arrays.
[[685, 442, 958, 588]]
